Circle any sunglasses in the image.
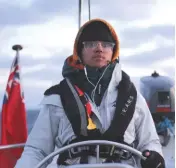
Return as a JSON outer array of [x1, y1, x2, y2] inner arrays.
[[82, 41, 115, 49]]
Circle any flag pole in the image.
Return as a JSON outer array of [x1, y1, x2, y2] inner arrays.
[[12, 44, 25, 104], [12, 44, 23, 55]]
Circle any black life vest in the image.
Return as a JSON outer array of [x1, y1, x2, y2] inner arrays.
[[44, 71, 137, 164]]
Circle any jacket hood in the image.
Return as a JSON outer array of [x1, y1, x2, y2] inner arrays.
[[65, 18, 120, 70]]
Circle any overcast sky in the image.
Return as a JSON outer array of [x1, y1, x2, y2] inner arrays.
[[0, 0, 175, 109]]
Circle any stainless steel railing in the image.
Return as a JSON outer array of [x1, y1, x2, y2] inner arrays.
[[0, 143, 25, 150]]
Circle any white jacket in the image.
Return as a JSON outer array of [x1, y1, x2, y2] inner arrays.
[[15, 63, 163, 168]]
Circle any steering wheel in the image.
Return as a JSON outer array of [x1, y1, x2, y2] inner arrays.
[[34, 140, 146, 168]]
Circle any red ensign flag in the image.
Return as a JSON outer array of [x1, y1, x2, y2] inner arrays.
[[0, 53, 27, 168]]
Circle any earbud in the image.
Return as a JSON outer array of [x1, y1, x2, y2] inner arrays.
[[84, 66, 88, 76], [107, 60, 111, 64]]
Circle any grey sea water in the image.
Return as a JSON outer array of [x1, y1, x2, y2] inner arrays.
[[26, 109, 40, 134]]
